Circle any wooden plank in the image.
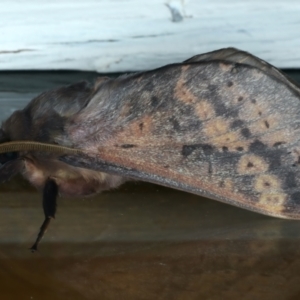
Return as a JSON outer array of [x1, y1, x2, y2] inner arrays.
[[0, 0, 299, 72], [1, 185, 300, 299]]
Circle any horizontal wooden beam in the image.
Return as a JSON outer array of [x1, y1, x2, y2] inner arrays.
[[1, 0, 300, 72]]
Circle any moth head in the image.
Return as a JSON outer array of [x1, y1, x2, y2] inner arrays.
[[0, 121, 83, 185]]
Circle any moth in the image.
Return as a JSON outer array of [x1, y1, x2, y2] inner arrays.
[[1, 48, 300, 251]]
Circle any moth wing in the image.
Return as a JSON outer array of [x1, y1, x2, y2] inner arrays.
[[61, 58, 300, 219], [5, 81, 104, 144], [185, 47, 300, 92]]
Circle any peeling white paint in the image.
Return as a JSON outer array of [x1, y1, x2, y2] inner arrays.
[[0, 0, 299, 71], [165, 1, 184, 22]]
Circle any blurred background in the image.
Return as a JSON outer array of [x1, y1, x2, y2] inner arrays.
[[0, 1, 300, 299]]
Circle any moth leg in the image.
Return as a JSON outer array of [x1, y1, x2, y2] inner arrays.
[[30, 178, 58, 252]]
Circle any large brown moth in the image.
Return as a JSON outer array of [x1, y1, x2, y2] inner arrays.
[[1, 48, 300, 251]]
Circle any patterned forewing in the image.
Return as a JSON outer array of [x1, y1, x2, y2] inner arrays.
[[70, 61, 300, 219]]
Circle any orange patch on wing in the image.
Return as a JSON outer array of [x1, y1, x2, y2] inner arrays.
[[203, 118, 229, 137], [239, 101, 270, 121], [181, 65, 190, 72], [249, 115, 279, 135], [128, 115, 153, 137], [194, 100, 215, 120], [237, 154, 269, 175], [105, 115, 153, 146], [202, 118, 251, 150], [209, 133, 247, 151], [224, 178, 235, 192], [261, 128, 294, 147], [209, 132, 240, 144], [174, 78, 198, 104], [258, 193, 287, 211], [254, 174, 281, 193]]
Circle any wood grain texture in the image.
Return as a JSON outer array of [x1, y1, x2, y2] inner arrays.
[[0, 0, 300, 71], [0, 185, 300, 299]]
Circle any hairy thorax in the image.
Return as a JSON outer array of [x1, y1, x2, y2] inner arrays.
[[22, 155, 126, 197]]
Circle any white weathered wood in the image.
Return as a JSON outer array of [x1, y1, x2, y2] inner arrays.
[[0, 0, 300, 72]]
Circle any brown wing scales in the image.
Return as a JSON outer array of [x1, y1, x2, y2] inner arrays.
[[60, 53, 300, 219]]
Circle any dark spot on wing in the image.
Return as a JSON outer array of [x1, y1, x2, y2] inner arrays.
[[241, 128, 251, 138], [185, 119, 202, 131], [248, 140, 283, 170], [249, 140, 267, 153], [214, 101, 228, 116], [139, 123, 144, 131], [285, 172, 297, 189], [236, 147, 244, 151], [205, 83, 238, 118], [168, 103, 202, 132], [264, 120, 270, 128], [182, 145, 195, 157], [215, 149, 241, 167], [169, 117, 181, 131], [151, 96, 159, 108], [121, 144, 137, 149], [251, 99, 256, 104], [201, 144, 214, 155], [270, 151, 283, 170], [238, 96, 243, 102], [231, 119, 244, 129], [290, 192, 300, 204], [182, 144, 214, 157], [227, 81, 233, 87], [222, 146, 228, 152]]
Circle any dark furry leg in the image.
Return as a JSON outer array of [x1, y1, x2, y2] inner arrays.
[[30, 178, 58, 252]]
